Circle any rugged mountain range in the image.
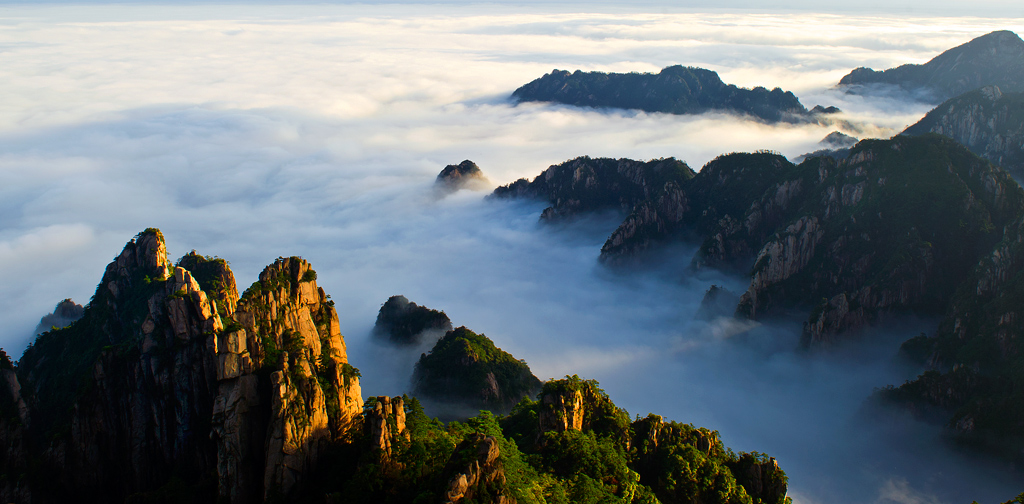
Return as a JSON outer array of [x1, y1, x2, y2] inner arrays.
[[512, 65, 835, 123], [493, 134, 1024, 464], [0, 229, 790, 503], [839, 30, 1024, 102], [903, 86, 1024, 179], [491, 156, 694, 221]]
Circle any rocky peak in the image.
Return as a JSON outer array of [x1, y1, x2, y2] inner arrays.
[[435, 160, 491, 193], [227, 256, 363, 500], [412, 326, 541, 415], [33, 298, 84, 335], [103, 228, 170, 290], [372, 295, 452, 346], [176, 251, 240, 318], [365, 395, 409, 464], [838, 30, 1024, 102]]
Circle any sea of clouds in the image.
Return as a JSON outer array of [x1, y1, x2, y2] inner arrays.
[[0, 4, 1022, 503]]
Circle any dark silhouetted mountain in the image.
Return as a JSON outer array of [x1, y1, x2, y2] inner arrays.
[[372, 295, 452, 346], [903, 86, 1024, 179], [513, 65, 827, 123], [839, 30, 1024, 102], [491, 156, 695, 221]]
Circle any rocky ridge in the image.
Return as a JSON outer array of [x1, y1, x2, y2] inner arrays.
[[839, 30, 1024, 102], [491, 156, 695, 222], [513, 65, 833, 124], [593, 136, 1024, 345]]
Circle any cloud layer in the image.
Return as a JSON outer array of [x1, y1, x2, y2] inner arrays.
[[0, 5, 1022, 503]]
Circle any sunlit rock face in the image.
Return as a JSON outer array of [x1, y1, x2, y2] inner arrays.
[[4, 230, 364, 504]]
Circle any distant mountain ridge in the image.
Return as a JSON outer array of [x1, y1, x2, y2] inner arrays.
[[839, 30, 1024, 102], [512, 65, 832, 123]]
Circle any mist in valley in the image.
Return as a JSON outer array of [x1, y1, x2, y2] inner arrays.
[[0, 5, 1022, 503]]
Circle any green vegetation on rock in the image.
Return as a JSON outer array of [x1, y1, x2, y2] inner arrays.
[[413, 326, 542, 414]]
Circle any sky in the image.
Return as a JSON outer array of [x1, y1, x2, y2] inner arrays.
[[0, 4, 1022, 503]]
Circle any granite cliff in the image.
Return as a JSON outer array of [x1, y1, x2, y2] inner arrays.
[[592, 136, 1023, 344], [903, 86, 1024, 180], [3, 230, 364, 503]]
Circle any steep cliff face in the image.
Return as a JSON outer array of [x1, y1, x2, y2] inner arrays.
[[441, 433, 513, 504], [491, 156, 695, 222], [839, 30, 1024, 102], [602, 152, 805, 268], [224, 257, 363, 501], [364, 395, 409, 465], [597, 136, 1023, 344], [16, 229, 224, 502], [512, 65, 821, 124], [740, 136, 1022, 344], [0, 351, 31, 504], [881, 205, 1024, 462], [903, 86, 1024, 179], [6, 230, 364, 504]]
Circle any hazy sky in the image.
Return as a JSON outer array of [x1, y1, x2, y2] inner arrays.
[[0, 5, 1022, 503]]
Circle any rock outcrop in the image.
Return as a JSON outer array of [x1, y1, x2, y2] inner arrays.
[[33, 298, 84, 335], [364, 395, 409, 465], [412, 327, 541, 415], [225, 257, 363, 501], [435, 160, 491, 193], [903, 86, 1024, 179], [491, 156, 695, 222], [372, 295, 452, 346], [513, 65, 828, 124], [838, 30, 1024, 102], [441, 433, 513, 504]]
